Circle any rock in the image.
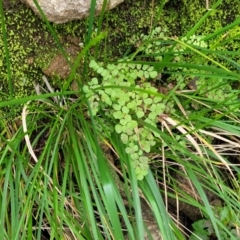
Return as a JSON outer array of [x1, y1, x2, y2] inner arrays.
[[43, 54, 70, 79], [20, 0, 124, 23], [43, 45, 79, 79], [141, 201, 162, 240]]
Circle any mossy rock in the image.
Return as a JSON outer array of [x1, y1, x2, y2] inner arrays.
[[0, 0, 239, 103], [164, 0, 240, 35], [1, 0, 57, 100]]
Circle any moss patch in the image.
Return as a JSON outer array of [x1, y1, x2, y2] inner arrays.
[[168, 0, 240, 35], [1, 1, 58, 100]]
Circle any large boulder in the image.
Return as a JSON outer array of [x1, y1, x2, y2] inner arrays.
[[20, 0, 124, 23]]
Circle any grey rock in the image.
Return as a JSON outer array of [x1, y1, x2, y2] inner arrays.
[[20, 0, 124, 23]]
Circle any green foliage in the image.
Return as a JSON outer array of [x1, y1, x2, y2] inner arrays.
[[84, 59, 172, 180], [2, 0, 240, 240], [131, 27, 237, 104], [190, 205, 240, 239], [84, 24, 240, 180]]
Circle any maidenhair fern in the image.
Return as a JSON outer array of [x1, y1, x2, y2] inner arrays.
[[132, 27, 235, 102], [83, 59, 172, 180]]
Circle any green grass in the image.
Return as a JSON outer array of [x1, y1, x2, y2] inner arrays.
[[1, 0, 240, 239]]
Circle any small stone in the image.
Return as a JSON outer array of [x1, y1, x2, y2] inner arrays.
[[43, 54, 70, 79], [20, 0, 124, 23], [43, 46, 79, 79]]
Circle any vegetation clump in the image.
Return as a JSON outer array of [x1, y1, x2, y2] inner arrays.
[[1, 1, 240, 239], [190, 204, 240, 239], [84, 59, 172, 179], [83, 22, 240, 179]]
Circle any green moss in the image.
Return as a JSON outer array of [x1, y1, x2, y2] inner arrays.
[[166, 0, 240, 35], [0, 1, 58, 100], [51, 0, 158, 58]]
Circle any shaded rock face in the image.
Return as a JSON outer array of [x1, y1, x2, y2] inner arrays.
[[20, 0, 124, 23]]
